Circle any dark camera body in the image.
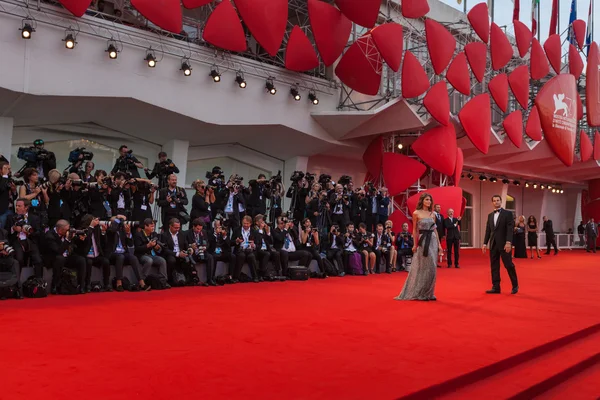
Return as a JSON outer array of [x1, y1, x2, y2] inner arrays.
[[318, 174, 332, 186], [17, 147, 50, 163], [0, 240, 15, 255], [68, 147, 94, 163], [290, 171, 305, 182], [339, 175, 352, 188]]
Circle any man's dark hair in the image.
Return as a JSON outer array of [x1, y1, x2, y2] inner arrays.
[[346, 222, 354, 228], [79, 214, 95, 229], [143, 218, 154, 228], [119, 145, 128, 152], [359, 223, 367, 230], [376, 223, 384, 228], [192, 218, 206, 228], [258, 173, 266, 179], [158, 152, 167, 158], [169, 218, 180, 226], [114, 172, 126, 180], [0, 161, 8, 170], [94, 169, 107, 178], [16, 198, 30, 207], [491, 195, 502, 201]]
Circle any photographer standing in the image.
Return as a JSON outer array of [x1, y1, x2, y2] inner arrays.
[[18, 168, 49, 227], [131, 178, 156, 222], [108, 172, 132, 219], [7, 198, 44, 281], [158, 174, 189, 229], [60, 173, 88, 228], [190, 180, 214, 224], [0, 227, 22, 299], [247, 174, 271, 218], [0, 161, 16, 229], [111, 145, 144, 178], [79, 161, 96, 182], [145, 152, 179, 190], [326, 225, 345, 276], [329, 184, 350, 233], [16, 139, 56, 179], [377, 187, 391, 225], [215, 176, 246, 230], [87, 170, 110, 219]]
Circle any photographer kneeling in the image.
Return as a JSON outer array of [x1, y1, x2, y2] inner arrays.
[[184, 218, 215, 286], [7, 198, 44, 282], [73, 214, 112, 292], [105, 217, 150, 292], [300, 218, 326, 277], [41, 219, 87, 294], [134, 219, 170, 287]]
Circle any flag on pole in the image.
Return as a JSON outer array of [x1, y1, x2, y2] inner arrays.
[[532, 0, 540, 36], [513, 0, 521, 21], [569, 0, 578, 44], [549, 0, 559, 35], [586, 0, 593, 55]]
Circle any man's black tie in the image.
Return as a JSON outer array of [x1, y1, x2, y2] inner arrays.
[[494, 209, 502, 213]]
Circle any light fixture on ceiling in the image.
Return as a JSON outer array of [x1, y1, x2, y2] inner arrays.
[[533, 183, 538, 189], [63, 29, 77, 49], [20, 18, 35, 39], [210, 67, 221, 82], [106, 39, 119, 59], [502, 178, 510, 184], [308, 90, 319, 105], [489, 177, 498, 183], [266, 77, 276, 95], [513, 180, 521, 186], [235, 71, 247, 88], [290, 85, 301, 101], [397, 143, 403, 150], [479, 175, 487, 181], [467, 173, 474, 180], [145, 49, 157, 67], [181, 59, 192, 76]]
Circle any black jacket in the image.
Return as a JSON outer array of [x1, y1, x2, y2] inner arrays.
[[444, 217, 461, 241], [72, 226, 106, 258], [542, 220, 555, 237], [272, 227, 300, 251], [231, 227, 260, 252], [373, 231, 391, 250], [134, 230, 164, 257], [105, 226, 134, 254], [484, 209, 515, 250], [6, 213, 42, 246], [41, 229, 71, 258], [160, 230, 189, 258], [247, 180, 271, 215], [190, 193, 211, 220], [434, 212, 445, 239], [0, 176, 11, 214], [208, 229, 232, 255], [158, 186, 188, 223]]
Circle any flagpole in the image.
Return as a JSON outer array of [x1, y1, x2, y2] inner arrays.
[[558, 0, 560, 38], [464, 0, 467, 14], [538, 0, 541, 41], [491, 0, 495, 23]]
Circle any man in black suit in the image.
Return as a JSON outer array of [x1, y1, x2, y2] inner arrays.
[[247, 174, 271, 218], [134, 219, 169, 286], [585, 218, 598, 253], [41, 219, 87, 294], [208, 219, 236, 281], [273, 216, 311, 276], [542, 216, 559, 255], [72, 214, 111, 292], [231, 215, 260, 282], [0, 161, 16, 229], [160, 218, 198, 284], [444, 208, 461, 268], [0, 227, 23, 298], [434, 204, 446, 267], [158, 174, 189, 230], [184, 218, 216, 286], [373, 223, 392, 273], [483, 195, 519, 294], [7, 198, 44, 280]]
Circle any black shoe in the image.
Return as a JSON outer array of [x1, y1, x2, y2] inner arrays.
[[386, 269, 392, 274], [253, 278, 260, 283], [455, 265, 460, 269], [554, 251, 558, 255], [78, 287, 86, 295], [486, 288, 501, 294], [103, 286, 113, 293], [208, 280, 217, 286], [511, 286, 519, 294], [116, 285, 124, 292], [142, 285, 152, 292], [16, 289, 24, 300], [201, 282, 209, 287], [447, 265, 451, 268], [544, 252, 551, 255], [51, 287, 57, 295]]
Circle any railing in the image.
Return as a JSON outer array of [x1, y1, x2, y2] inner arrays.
[[538, 233, 588, 250]]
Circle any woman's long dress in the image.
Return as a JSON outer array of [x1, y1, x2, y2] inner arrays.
[[527, 223, 538, 247], [394, 218, 437, 301], [514, 224, 527, 258]]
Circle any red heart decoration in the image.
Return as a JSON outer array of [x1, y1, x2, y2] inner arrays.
[[467, 2, 490, 43], [425, 19, 456, 75], [503, 110, 524, 148], [446, 52, 471, 96], [335, 34, 382, 95], [513, 20, 532, 57], [423, 81, 450, 126], [534, 74, 578, 166], [58, 0, 93, 17], [580, 130, 593, 162], [182, 0, 212, 8], [371, 23, 404, 72], [530, 38, 550, 80], [508, 65, 530, 110], [308, 0, 352, 66], [131, 0, 182, 33], [544, 34, 562, 75], [383, 153, 427, 197], [525, 107, 543, 141], [402, 51, 430, 98], [412, 124, 458, 176], [402, 0, 430, 19], [454, 148, 464, 186], [202, 0, 246, 52], [586, 42, 600, 126], [407, 186, 464, 218], [488, 73, 509, 113], [459, 94, 491, 154], [569, 44, 584, 79], [234, 0, 287, 57], [490, 23, 514, 70], [465, 42, 488, 83], [285, 26, 319, 71]]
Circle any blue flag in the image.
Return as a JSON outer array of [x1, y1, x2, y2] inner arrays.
[[569, 0, 578, 45], [586, 0, 593, 55]]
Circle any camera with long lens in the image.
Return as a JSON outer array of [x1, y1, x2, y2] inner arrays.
[[13, 216, 32, 234], [265, 170, 282, 189], [70, 229, 88, 239], [206, 166, 225, 189], [68, 147, 94, 163], [305, 172, 316, 184], [229, 174, 244, 191], [0, 240, 15, 255], [290, 171, 305, 183], [158, 159, 177, 176], [339, 175, 352, 188], [17, 147, 50, 163], [318, 173, 332, 186], [8, 177, 25, 187], [182, 247, 196, 266]]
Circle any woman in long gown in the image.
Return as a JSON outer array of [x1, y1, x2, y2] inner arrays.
[[513, 215, 528, 258], [527, 215, 542, 259], [394, 193, 442, 301]]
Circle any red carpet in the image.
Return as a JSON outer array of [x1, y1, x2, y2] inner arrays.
[[2, 250, 600, 399]]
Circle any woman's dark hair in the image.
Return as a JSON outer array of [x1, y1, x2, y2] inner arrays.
[[22, 168, 38, 183], [528, 215, 537, 224], [79, 214, 95, 229], [416, 193, 433, 211], [94, 169, 107, 178]]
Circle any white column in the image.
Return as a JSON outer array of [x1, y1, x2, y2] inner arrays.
[[500, 183, 509, 209], [162, 139, 189, 186], [0, 117, 14, 161], [282, 156, 308, 211]]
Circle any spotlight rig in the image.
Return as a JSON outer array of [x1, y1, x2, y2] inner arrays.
[[210, 67, 221, 82], [63, 28, 77, 49], [145, 49, 157, 67], [106, 39, 119, 59], [290, 85, 301, 101], [235, 71, 246, 88], [266, 77, 277, 95], [181, 59, 192, 76], [20, 18, 35, 39], [308, 90, 319, 105]]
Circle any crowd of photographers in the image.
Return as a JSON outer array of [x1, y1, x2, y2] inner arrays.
[[0, 140, 414, 300]]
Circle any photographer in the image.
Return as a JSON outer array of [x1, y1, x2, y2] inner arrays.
[[73, 214, 111, 292], [41, 219, 87, 294], [366, 185, 379, 232], [377, 187, 391, 225], [286, 171, 309, 223], [384, 221, 398, 271], [326, 225, 345, 276], [268, 179, 284, 224], [208, 218, 236, 282], [190, 179, 214, 224], [78, 161, 96, 182], [16, 139, 56, 179], [342, 223, 361, 274], [145, 152, 179, 189], [373, 223, 392, 274], [160, 218, 199, 285], [300, 218, 326, 277], [158, 174, 189, 230], [60, 173, 89, 228], [0, 161, 17, 229], [352, 189, 368, 229], [329, 184, 350, 233], [18, 168, 49, 227], [247, 174, 271, 218], [134, 219, 169, 286], [273, 216, 311, 276], [7, 198, 44, 281], [112, 145, 143, 178], [305, 183, 321, 228], [231, 215, 260, 283], [67, 148, 94, 178], [357, 223, 376, 274], [215, 175, 246, 229], [105, 216, 150, 291], [396, 223, 414, 271], [184, 218, 216, 286], [0, 228, 23, 299], [108, 172, 132, 218], [253, 214, 281, 280], [87, 170, 110, 219], [131, 178, 156, 222]]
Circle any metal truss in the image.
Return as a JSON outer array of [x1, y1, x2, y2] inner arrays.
[[0, 0, 337, 94]]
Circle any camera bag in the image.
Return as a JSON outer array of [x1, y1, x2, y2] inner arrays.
[[58, 268, 79, 295], [146, 274, 169, 290], [0, 271, 19, 300], [22, 276, 48, 298], [288, 266, 309, 281]]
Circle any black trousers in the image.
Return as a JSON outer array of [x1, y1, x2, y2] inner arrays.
[[278, 250, 311, 275], [373, 249, 391, 273], [587, 235, 597, 252], [331, 213, 347, 233], [192, 253, 216, 282], [545, 235, 558, 253], [0, 257, 21, 288], [326, 248, 344, 273], [256, 249, 281, 277], [366, 214, 377, 233], [109, 253, 142, 282], [304, 247, 324, 273], [234, 250, 258, 279], [213, 252, 236, 277], [165, 255, 198, 282], [446, 238, 460, 266], [85, 256, 111, 288], [489, 247, 519, 289], [47, 254, 87, 289], [13, 241, 43, 279]]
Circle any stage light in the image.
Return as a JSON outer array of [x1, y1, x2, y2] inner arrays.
[[552, 188, 556, 193], [560, 189, 564, 194], [513, 180, 521, 186], [540, 184, 545, 190], [308, 90, 319, 105], [20, 19, 34, 39], [397, 143, 404, 150], [547, 185, 553, 190], [106, 43, 118, 59], [181, 61, 192, 76], [533, 183, 538, 189], [145, 50, 156, 67], [467, 173, 474, 180], [266, 78, 276, 95], [235, 71, 246, 88], [290, 86, 301, 101], [210, 68, 221, 82], [479, 175, 487, 181], [64, 32, 76, 49], [502, 178, 510, 184], [525, 182, 530, 187], [489, 177, 497, 183]]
